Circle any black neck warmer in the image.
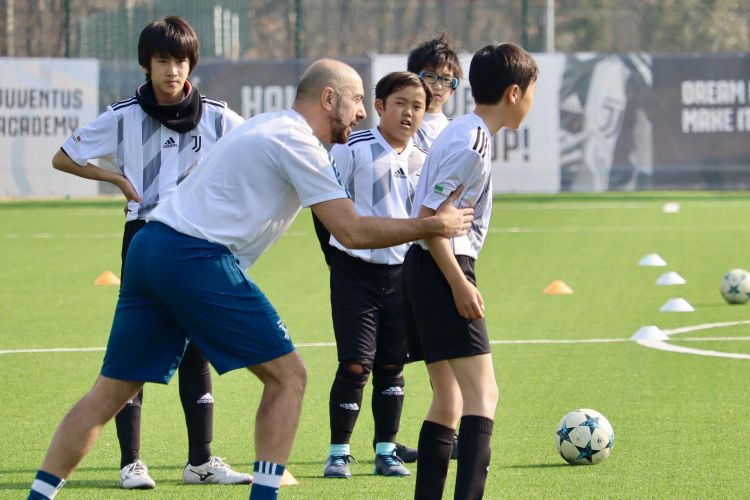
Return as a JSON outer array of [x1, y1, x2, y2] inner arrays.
[[136, 80, 203, 133]]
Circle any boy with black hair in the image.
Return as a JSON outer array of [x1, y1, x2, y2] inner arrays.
[[323, 71, 432, 479], [50, 15, 248, 489], [403, 43, 538, 499], [407, 35, 464, 150]]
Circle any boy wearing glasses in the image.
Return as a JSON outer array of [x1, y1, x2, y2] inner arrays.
[[407, 35, 464, 150]]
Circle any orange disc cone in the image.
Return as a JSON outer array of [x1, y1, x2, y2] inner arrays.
[[543, 279, 573, 294], [94, 270, 121, 286], [280, 468, 298, 486]]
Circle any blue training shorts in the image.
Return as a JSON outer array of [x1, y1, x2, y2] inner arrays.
[[101, 221, 295, 384]]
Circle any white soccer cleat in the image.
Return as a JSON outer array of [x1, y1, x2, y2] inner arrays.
[[119, 459, 156, 489], [182, 456, 252, 485]]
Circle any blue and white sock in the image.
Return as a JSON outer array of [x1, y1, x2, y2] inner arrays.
[[328, 443, 350, 457], [249, 461, 285, 500], [375, 442, 396, 456], [28, 470, 65, 500]]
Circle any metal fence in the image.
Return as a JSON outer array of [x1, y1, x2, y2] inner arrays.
[[1, 0, 749, 60]]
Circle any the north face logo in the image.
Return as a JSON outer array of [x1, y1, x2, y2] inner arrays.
[[163, 137, 177, 148]]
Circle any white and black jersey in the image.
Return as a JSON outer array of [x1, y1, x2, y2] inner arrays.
[[414, 111, 450, 151], [411, 112, 493, 259], [62, 94, 244, 221], [329, 127, 427, 265]]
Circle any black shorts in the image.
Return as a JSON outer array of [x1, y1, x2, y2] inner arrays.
[[402, 245, 490, 364], [121, 219, 147, 278], [330, 249, 408, 365]]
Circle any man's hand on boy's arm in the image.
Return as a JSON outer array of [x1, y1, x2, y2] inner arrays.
[[52, 148, 142, 203], [311, 187, 472, 250], [433, 186, 473, 238]]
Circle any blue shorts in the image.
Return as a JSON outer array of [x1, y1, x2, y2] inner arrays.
[[101, 222, 295, 384]]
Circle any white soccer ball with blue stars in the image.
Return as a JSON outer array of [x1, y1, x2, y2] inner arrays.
[[555, 408, 614, 465], [720, 268, 750, 304]]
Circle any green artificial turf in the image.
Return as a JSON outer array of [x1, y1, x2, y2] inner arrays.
[[1, 194, 749, 499]]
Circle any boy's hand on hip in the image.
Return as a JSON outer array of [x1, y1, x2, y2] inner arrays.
[[116, 175, 142, 203]]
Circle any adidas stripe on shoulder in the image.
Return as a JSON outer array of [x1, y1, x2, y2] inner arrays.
[[347, 130, 375, 146], [471, 126, 489, 159], [110, 96, 137, 111], [201, 96, 227, 108]]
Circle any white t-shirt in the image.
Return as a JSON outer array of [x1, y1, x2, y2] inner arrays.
[[62, 94, 244, 221], [329, 127, 426, 265], [411, 112, 493, 259], [150, 109, 350, 269], [414, 111, 450, 151]]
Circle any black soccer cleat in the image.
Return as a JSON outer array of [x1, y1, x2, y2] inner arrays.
[[395, 442, 418, 463]]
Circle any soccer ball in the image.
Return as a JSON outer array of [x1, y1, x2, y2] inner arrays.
[[720, 268, 750, 304], [556, 409, 614, 465]]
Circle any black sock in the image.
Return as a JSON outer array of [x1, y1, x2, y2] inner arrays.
[[115, 390, 143, 468], [179, 343, 213, 466], [454, 415, 494, 500], [415, 420, 455, 500], [371, 373, 404, 445], [329, 376, 364, 444]]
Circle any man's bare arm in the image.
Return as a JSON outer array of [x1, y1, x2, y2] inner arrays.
[[311, 188, 472, 250]]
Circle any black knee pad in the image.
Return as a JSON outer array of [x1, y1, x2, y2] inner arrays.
[[372, 364, 405, 389], [335, 361, 372, 387]]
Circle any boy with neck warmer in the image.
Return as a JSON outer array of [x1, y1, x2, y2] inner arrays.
[[48, 15, 248, 491]]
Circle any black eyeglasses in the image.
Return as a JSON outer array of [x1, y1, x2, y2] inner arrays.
[[418, 71, 459, 89]]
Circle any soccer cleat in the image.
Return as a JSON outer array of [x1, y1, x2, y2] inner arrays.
[[395, 442, 418, 463], [373, 451, 410, 477], [323, 455, 354, 478], [451, 434, 459, 460], [119, 459, 156, 489], [182, 456, 252, 485]]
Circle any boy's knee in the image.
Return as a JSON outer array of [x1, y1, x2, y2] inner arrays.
[[336, 361, 372, 386]]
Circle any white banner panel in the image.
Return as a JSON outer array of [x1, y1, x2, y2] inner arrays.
[[0, 58, 99, 197], [371, 53, 564, 194]]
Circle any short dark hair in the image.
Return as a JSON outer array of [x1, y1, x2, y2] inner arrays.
[[138, 16, 200, 76], [375, 71, 433, 109], [407, 34, 463, 80], [469, 43, 538, 105]]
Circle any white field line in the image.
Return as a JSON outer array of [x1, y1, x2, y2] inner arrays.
[[5, 224, 745, 240], [2, 231, 309, 239], [634, 320, 750, 360], [3, 232, 120, 239], [491, 201, 750, 210], [489, 225, 745, 234], [2, 324, 749, 356]]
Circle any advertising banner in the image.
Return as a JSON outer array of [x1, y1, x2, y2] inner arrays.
[[192, 58, 372, 120], [0, 58, 99, 197], [651, 54, 750, 189], [558, 53, 653, 192], [372, 53, 565, 194]]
